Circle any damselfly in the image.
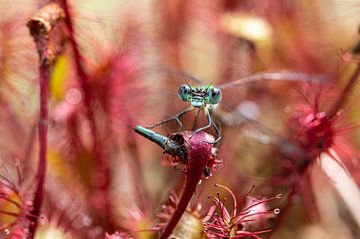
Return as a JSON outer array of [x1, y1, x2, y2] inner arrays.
[[139, 69, 325, 144]]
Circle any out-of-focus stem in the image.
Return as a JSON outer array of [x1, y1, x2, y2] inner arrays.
[[59, 0, 96, 140], [60, 0, 113, 230]]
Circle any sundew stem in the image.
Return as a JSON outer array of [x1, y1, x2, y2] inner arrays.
[[158, 131, 211, 239], [26, 4, 64, 238], [134, 127, 213, 239], [60, 0, 113, 230], [60, 0, 95, 134], [28, 62, 49, 239]]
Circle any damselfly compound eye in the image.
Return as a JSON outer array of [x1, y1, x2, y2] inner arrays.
[[178, 84, 192, 102], [208, 87, 222, 105]]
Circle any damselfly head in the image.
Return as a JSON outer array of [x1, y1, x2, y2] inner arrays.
[[178, 84, 222, 108]]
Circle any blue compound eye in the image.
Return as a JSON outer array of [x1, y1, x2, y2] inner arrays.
[[178, 84, 192, 102], [208, 87, 222, 104]]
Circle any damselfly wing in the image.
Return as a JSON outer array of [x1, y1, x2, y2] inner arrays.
[[134, 68, 326, 145]]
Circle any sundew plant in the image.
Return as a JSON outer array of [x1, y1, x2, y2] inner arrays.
[[0, 0, 360, 239]]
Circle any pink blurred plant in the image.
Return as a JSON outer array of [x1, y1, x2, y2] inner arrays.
[[0, 1, 359, 239]]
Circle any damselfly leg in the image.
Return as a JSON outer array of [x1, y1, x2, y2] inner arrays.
[[190, 109, 222, 144], [147, 106, 194, 132]]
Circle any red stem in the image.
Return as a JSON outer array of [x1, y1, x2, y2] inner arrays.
[[60, 0, 112, 230], [28, 62, 49, 238], [60, 0, 96, 144], [159, 132, 212, 239]]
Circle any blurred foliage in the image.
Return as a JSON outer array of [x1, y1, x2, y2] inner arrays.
[[0, 0, 360, 238]]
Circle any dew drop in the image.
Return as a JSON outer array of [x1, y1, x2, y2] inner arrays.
[[82, 215, 92, 226], [273, 208, 280, 215], [259, 135, 271, 144], [236, 101, 260, 120], [4, 228, 10, 234], [65, 88, 82, 104]]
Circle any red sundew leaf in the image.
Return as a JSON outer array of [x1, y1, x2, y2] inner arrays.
[[0, 156, 34, 239], [204, 184, 281, 239], [97, 51, 147, 133], [269, 65, 360, 234], [289, 80, 359, 171]]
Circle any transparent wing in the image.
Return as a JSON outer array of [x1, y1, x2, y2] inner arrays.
[[212, 105, 307, 160], [127, 67, 326, 157], [217, 71, 327, 89], [207, 71, 328, 177], [153, 67, 204, 85], [215, 70, 328, 127], [207, 103, 312, 184], [119, 67, 205, 135]]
